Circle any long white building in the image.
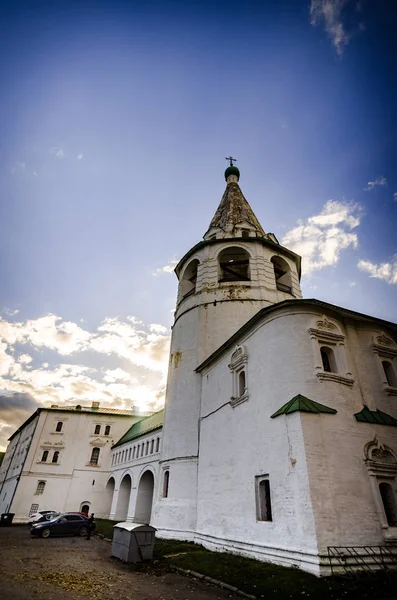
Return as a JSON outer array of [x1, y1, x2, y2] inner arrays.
[[0, 402, 144, 520]]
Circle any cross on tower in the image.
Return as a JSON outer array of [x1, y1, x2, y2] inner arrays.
[[225, 156, 237, 166]]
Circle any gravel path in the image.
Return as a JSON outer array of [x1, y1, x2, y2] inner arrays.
[[0, 526, 240, 600]]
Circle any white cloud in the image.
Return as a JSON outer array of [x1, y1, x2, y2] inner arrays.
[[2, 307, 20, 317], [310, 0, 354, 56], [357, 255, 397, 285], [364, 176, 387, 191], [19, 354, 32, 365], [282, 199, 361, 275], [393, 192, 397, 202], [50, 147, 65, 159], [153, 259, 179, 275], [77, 154, 83, 160]]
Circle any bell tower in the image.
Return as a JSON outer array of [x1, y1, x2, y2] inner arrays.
[[153, 162, 302, 538]]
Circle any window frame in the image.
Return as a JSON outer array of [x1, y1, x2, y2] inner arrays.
[[90, 447, 100, 466], [55, 421, 63, 433], [365, 436, 397, 541], [308, 316, 354, 387], [255, 475, 273, 522], [218, 246, 251, 283], [35, 480, 46, 495], [228, 345, 249, 407], [372, 332, 397, 397]]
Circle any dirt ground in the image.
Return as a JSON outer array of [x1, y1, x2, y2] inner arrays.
[[0, 526, 240, 600]]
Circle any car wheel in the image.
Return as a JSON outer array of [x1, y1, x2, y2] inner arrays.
[[41, 527, 51, 538], [78, 526, 88, 537]]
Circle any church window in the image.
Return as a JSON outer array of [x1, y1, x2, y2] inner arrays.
[[241, 229, 249, 238], [320, 346, 338, 373], [156, 438, 160, 452], [163, 470, 170, 498], [379, 482, 397, 526], [271, 256, 292, 294], [90, 447, 100, 465], [105, 425, 111, 436], [238, 370, 246, 397], [52, 451, 59, 464], [150, 439, 154, 454], [128, 448, 132, 460], [55, 421, 63, 432], [132, 446, 136, 459], [256, 476, 272, 521], [219, 247, 250, 282], [180, 259, 199, 298], [111, 454, 115, 466], [228, 345, 249, 407], [35, 480, 46, 495], [146, 441, 149, 455], [94, 424, 101, 435], [41, 450, 49, 462], [382, 361, 397, 388]]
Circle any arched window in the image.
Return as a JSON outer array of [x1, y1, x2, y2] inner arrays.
[[105, 425, 111, 436], [156, 438, 160, 452], [94, 424, 101, 435], [150, 439, 154, 454], [271, 256, 292, 294], [90, 447, 100, 465], [180, 259, 199, 298], [238, 370, 246, 397], [52, 451, 59, 464], [382, 361, 397, 387], [163, 470, 170, 498], [36, 480, 46, 495], [55, 422, 63, 432], [128, 448, 132, 460], [132, 446, 136, 459], [379, 482, 397, 526], [320, 346, 338, 373], [241, 229, 250, 238], [218, 247, 250, 282], [41, 450, 49, 462]]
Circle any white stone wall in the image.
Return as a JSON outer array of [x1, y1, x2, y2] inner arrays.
[[2, 409, 136, 522], [194, 304, 397, 574]]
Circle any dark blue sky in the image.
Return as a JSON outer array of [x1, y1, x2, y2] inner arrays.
[[0, 0, 396, 447]]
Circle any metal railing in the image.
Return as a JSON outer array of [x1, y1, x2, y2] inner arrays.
[[327, 545, 397, 577]]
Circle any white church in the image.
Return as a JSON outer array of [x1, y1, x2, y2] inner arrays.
[[1, 163, 397, 575]]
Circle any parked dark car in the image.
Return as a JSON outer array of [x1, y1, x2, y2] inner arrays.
[[30, 512, 95, 538]]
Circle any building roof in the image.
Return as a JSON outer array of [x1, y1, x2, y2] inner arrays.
[[271, 394, 337, 418], [354, 406, 397, 427], [196, 298, 397, 373], [207, 181, 266, 237], [112, 409, 164, 448]]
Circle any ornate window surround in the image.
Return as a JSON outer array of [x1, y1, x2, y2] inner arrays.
[[372, 332, 397, 397], [228, 345, 249, 407], [364, 435, 397, 541], [308, 315, 354, 387]]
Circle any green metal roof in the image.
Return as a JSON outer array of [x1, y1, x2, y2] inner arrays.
[[271, 394, 337, 418], [354, 406, 397, 427], [113, 409, 164, 448]]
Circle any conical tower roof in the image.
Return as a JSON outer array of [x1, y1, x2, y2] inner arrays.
[[206, 164, 266, 237]]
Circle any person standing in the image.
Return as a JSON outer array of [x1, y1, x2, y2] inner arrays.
[[86, 513, 95, 540]]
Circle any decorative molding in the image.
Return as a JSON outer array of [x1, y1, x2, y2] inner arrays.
[[316, 372, 354, 387], [228, 345, 248, 371], [89, 437, 106, 447], [372, 331, 397, 358], [230, 393, 249, 408]]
